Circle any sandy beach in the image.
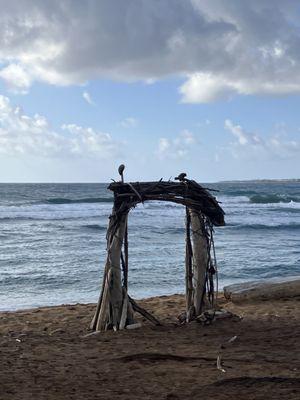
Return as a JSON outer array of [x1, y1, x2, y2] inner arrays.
[[0, 293, 299, 400]]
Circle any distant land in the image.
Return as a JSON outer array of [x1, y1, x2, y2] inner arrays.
[[1, 178, 300, 184], [216, 178, 300, 184]]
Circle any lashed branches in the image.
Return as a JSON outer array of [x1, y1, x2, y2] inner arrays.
[[109, 180, 225, 227]]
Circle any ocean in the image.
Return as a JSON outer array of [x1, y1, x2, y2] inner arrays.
[[0, 180, 299, 311]]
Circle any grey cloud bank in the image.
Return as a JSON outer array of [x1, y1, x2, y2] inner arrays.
[[1, 0, 300, 101]]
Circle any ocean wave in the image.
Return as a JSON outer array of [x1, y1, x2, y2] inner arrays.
[[217, 195, 249, 204], [82, 224, 106, 231], [0, 213, 105, 221], [44, 197, 113, 205], [249, 194, 300, 204], [1, 274, 81, 287], [225, 222, 300, 230], [151, 227, 185, 235], [0, 216, 37, 221]]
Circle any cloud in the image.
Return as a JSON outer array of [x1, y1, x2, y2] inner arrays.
[[0, 64, 32, 93], [119, 117, 138, 128], [0, 95, 119, 158], [82, 91, 95, 106], [225, 120, 263, 146], [1, 1, 300, 101], [180, 73, 236, 103], [224, 119, 300, 159], [156, 130, 197, 159]]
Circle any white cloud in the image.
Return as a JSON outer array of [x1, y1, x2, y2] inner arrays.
[[156, 130, 197, 160], [1, 1, 300, 101], [224, 119, 300, 159], [82, 91, 95, 106], [180, 73, 236, 103], [225, 120, 263, 146], [0, 64, 32, 93], [0, 95, 119, 158], [119, 117, 138, 128]]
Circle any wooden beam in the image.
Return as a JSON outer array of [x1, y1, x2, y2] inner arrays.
[[190, 210, 209, 316], [128, 296, 162, 326], [185, 207, 194, 322]]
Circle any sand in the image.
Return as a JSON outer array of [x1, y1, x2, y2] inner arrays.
[[0, 294, 299, 400]]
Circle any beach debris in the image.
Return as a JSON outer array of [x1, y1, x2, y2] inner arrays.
[[224, 276, 300, 303], [217, 354, 226, 372], [196, 310, 216, 325], [196, 309, 242, 325], [128, 296, 161, 326], [81, 331, 101, 338], [217, 334, 239, 372], [126, 322, 142, 330], [228, 335, 238, 344], [221, 335, 238, 350], [177, 311, 187, 324], [49, 328, 65, 335], [217, 355, 226, 373]]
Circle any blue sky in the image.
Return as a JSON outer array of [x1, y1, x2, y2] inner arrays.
[[0, 0, 299, 182]]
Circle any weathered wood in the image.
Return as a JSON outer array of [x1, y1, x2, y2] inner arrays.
[[108, 214, 127, 330], [96, 268, 111, 331], [190, 210, 209, 316], [185, 207, 194, 322], [109, 180, 225, 227], [124, 217, 129, 290], [126, 298, 135, 325], [92, 213, 128, 331], [224, 276, 300, 303], [128, 296, 162, 326], [119, 289, 129, 330], [90, 216, 116, 330], [90, 174, 224, 332]]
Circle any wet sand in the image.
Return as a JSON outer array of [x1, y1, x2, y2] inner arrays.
[[0, 294, 299, 399]]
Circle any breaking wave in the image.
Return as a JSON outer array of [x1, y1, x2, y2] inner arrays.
[[226, 222, 300, 230], [82, 224, 106, 231], [44, 197, 113, 205], [249, 194, 300, 204]]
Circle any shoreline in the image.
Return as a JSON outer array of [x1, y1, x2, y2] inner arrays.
[[1, 293, 300, 399]]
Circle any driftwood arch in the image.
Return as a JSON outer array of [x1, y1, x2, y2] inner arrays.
[[91, 173, 225, 332]]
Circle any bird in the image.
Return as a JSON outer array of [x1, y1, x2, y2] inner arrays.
[[175, 172, 187, 182], [118, 164, 125, 182]]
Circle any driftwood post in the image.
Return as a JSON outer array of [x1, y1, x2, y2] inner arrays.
[[185, 208, 194, 322], [91, 213, 127, 331], [190, 210, 209, 316]]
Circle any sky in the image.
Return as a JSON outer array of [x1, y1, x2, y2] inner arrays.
[[0, 0, 300, 182]]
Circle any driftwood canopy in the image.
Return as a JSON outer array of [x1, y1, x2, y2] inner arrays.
[[91, 170, 225, 332]]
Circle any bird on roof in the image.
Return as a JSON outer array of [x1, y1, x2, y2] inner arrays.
[[175, 172, 187, 182], [118, 164, 125, 183]]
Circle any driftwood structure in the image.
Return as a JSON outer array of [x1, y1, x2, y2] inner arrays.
[[91, 168, 225, 332]]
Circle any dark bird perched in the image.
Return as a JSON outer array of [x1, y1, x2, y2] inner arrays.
[[175, 172, 187, 182], [118, 164, 125, 183]]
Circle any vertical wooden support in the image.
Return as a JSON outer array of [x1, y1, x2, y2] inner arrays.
[[190, 209, 209, 316], [109, 215, 127, 330], [124, 218, 129, 290], [91, 212, 127, 331], [185, 207, 194, 322]]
